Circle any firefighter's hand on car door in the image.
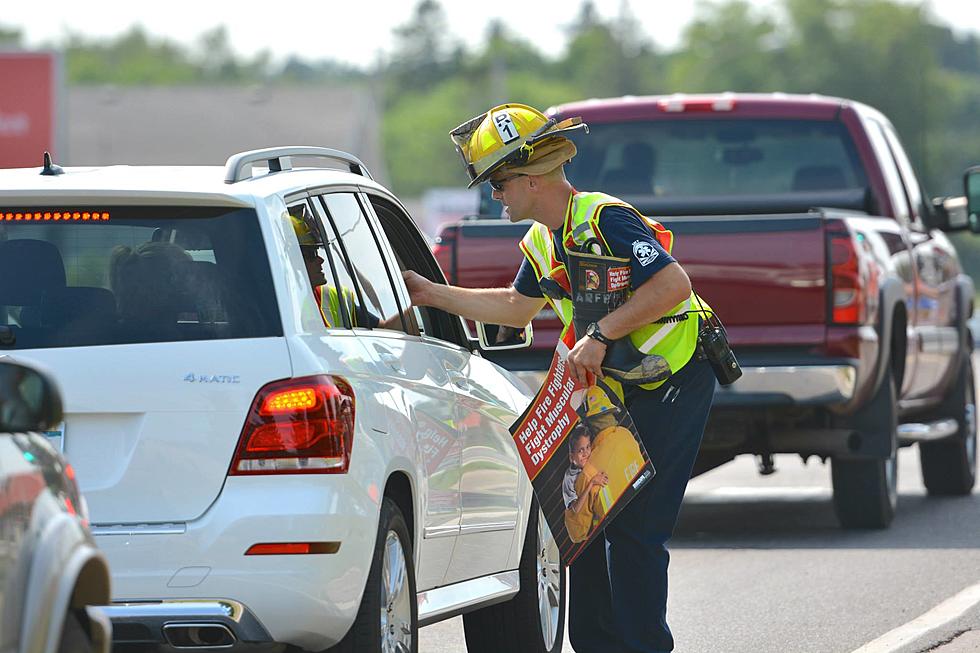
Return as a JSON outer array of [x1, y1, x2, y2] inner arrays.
[[402, 270, 433, 307], [567, 336, 605, 385]]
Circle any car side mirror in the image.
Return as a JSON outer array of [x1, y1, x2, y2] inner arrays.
[[929, 195, 969, 231], [476, 321, 534, 351], [0, 359, 63, 432], [964, 166, 980, 234]]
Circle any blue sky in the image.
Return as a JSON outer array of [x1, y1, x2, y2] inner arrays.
[[4, 0, 979, 67]]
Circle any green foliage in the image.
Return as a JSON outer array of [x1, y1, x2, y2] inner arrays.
[[11, 0, 980, 199]]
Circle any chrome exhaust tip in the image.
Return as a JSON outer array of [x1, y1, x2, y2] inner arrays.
[[162, 623, 236, 648]]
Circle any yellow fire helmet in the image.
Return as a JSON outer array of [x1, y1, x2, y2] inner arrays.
[[449, 103, 588, 188], [585, 386, 619, 418], [288, 205, 321, 247]]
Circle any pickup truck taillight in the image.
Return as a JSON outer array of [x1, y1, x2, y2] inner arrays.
[[229, 375, 355, 475], [433, 226, 459, 283], [828, 230, 874, 325]]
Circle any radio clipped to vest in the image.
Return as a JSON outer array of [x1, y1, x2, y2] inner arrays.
[[691, 293, 742, 386]]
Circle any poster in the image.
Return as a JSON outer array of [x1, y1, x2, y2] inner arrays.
[[509, 331, 656, 566]]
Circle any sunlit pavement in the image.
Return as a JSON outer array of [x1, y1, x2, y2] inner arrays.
[[419, 353, 980, 652]]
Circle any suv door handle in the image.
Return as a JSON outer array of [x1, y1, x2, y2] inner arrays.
[[378, 350, 404, 374], [447, 370, 470, 389]]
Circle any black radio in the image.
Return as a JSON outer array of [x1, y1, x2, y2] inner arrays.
[[698, 322, 742, 386]]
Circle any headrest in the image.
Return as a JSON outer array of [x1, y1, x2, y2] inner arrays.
[[0, 240, 67, 305]]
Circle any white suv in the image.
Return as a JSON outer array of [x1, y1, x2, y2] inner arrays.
[[0, 147, 564, 653]]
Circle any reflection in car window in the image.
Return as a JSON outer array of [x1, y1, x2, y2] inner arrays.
[[319, 193, 405, 333]]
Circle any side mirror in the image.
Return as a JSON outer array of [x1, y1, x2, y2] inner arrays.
[[476, 321, 534, 351], [929, 195, 969, 231], [0, 359, 63, 432], [964, 166, 980, 234]]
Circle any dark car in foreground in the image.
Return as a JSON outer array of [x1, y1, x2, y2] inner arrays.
[[0, 358, 111, 653]]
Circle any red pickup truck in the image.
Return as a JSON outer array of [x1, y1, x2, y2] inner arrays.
[[433, 93, 977, 529]]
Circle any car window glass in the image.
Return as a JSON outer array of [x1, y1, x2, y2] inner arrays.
[[564, 119, 867, 197], [318, 193, 405, 333], [865, 118, 911, 224], [285, 200, 353, 330], [0, 206, 280, 350], [367, 194, 467, 348], [879, 124, 927, 225]]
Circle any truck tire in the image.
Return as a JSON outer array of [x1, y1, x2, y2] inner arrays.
[[328, 498, 417, 653], [462, 503, 565, 653], [831, 371, 898, 529], [920, 355, 977, 495]]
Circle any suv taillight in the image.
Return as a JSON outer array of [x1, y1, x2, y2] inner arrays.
[[829, 230, 874, 325], [230, 375, 355, 475]]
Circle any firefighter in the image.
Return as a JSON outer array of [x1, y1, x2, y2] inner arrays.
[[288, 205, 380, 330], [402, 103, 715, 653]]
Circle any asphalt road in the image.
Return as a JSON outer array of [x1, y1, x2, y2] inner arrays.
[[421, 402, 980, 652]]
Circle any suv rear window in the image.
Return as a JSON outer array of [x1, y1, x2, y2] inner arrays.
[[565, 119, 867, 198], [0, 206, 281, 350]]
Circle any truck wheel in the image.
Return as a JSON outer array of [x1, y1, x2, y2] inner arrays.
[[328, 498, 417, 653], [462, 503, 565, 653], [831, 372, 898, 529], [920, 355, 977, 495]]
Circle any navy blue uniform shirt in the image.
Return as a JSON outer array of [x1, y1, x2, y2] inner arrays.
[[513, 205, 675, 297]]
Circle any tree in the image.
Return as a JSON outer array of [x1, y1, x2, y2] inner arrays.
[[0, 25, 22, 47], [386, 0, 460, 101], [666, 0, 781, 93]]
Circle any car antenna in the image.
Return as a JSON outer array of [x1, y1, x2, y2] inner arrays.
[[40, 151, 64, 176]]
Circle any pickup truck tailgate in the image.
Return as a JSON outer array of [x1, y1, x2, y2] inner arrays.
[[666, 214, 827, 343]]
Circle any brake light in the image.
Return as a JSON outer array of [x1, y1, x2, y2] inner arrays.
[[2, 210, 110, 221], [829, 231, 874, 325], [230, 375, 355, 475], [657, 96, 735, 113]]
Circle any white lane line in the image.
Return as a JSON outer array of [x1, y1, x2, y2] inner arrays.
[[684, 486, 830, 503], [851, 580, 980, 653]]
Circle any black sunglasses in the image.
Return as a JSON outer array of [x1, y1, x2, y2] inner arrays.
[[487, 174, 526, 192]]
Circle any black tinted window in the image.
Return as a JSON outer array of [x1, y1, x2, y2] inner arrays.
[[566, 119, 867, 197], [0, 206, 281, 350]]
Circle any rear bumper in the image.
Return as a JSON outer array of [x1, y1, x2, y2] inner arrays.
[[93, 475, 378, 651], [713, 364, 856, 406]]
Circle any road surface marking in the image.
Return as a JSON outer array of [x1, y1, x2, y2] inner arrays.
[[684, 486, 830, 503], [851, 580, 980, 653]]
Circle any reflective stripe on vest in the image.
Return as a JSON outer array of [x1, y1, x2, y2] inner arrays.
[[315, 285, 357, 328], [519, 191, 707, 385]]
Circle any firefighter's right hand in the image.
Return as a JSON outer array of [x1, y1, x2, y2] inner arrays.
[[402, 270, 432, 307]]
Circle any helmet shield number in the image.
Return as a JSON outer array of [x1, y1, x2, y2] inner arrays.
[[493, 111, 520, 144]]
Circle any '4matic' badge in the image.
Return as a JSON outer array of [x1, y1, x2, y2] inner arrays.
[[184, 373, 241, 384]]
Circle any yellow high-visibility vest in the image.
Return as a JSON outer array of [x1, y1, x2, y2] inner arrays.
[[519, 191, 706, 389]]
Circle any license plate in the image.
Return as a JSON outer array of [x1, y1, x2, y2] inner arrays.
[[42, 422, 65, 453]]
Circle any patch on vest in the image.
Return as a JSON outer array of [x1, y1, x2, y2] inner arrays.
[[632, 239, 659, 267]]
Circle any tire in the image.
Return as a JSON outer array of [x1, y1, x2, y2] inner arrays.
[[920, 354, 977, 495], [462, 503, 565, 653], [328, 498, 417, 653], [832, 371, 898, 529], [58, 611, 94, 653]]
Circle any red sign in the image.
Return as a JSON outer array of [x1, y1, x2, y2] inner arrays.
[[0, 52, 58, 168]]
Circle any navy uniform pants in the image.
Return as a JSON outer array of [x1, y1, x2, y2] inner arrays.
[[568, 357, 715, 653]]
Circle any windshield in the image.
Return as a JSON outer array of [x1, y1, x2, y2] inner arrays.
[[565, 119, 867, 198], [0, 206, 281, 350]]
